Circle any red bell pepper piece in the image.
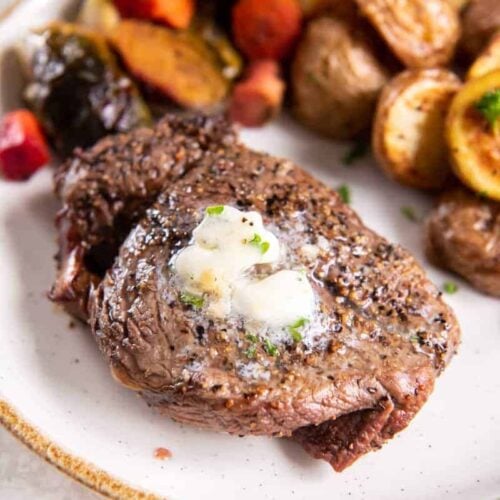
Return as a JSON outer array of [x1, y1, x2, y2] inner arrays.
[[0, 110, 51, 181]]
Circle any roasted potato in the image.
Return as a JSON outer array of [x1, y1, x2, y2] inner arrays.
[[292, 15, 391, 139], [447, 0, 470, 11], [110, 20, 229, 110], [446, 70, 500, 200], [467, 32, 500, 80], [373, 69, 461, 190], [353, 0, 460, 68], [426, 188, 500, 297], [461, 0, 500, 58]]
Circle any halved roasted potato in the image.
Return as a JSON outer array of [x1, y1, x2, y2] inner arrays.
[[446, 70, 500, 200], [292, 15, 391, 139], [467, 32, 500, 80], [373, 69, 461, 190], [353, 0, 460, 68]]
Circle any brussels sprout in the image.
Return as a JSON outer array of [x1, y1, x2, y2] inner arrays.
[[23, 23, 151, 156]]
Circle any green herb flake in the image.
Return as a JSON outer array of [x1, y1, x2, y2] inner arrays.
[[443, 281, 458, 294], [180, 292, 204, 309], [410, 335, 420, 345], [206, 205, 224, 216], [249, 233, 262, 244], [401, 206, 420, 222], [475, 89, 500, 135], [342, 139, 369, 166], [246, 333, 259, 343], [337, 184, 351, 204], [263, 338, 279, 357], [248, 233, 270, 254], [288, 317, 309, 343], [245, 345, 257, 359], [260, 241, 270, 254]]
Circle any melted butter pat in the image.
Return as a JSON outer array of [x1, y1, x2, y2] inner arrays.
[[233, 270, 315, 327], [174, 205, 315, 328]]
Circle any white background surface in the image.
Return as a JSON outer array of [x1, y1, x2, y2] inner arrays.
[[0, 1, 499, 500]]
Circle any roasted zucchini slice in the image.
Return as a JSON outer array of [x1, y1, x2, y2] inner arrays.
[[446, 70, 500, 200], [110, 20, 230, 110], [467, 32, 500, 80]]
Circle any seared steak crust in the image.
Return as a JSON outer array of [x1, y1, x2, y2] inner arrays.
[[426, 188, 500, 297], [50, 114, 237, 319], [71, 118, 462, 471]]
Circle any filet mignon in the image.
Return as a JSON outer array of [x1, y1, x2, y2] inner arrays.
[[426, 188, 500, 297], [50, 114, 237, 320], [50, 114, 461, 472]]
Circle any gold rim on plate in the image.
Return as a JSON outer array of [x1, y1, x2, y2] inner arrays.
[[0, 399, 161, 499]]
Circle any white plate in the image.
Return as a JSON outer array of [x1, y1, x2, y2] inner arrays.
[[1, 2, 499, 499]]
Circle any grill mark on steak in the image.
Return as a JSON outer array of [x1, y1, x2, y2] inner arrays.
[[47, 115, 462, 471]]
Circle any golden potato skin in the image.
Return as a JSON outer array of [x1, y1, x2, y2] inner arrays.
[[461, 0, 500, 59], [353, 0, 460, 68], [446, 70, 500, 201], [426, 188, 500, 297], [292, 16, 391, 139], [373, 69, 461, 190], [447, 0, 470, 11], [467, 32, 500, 80]]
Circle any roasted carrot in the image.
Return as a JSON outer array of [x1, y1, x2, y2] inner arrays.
[[229, 60, 285, 127], [232, 0, 302, 60], [113, 0, 194, 29], [0, 110, 50, 181]]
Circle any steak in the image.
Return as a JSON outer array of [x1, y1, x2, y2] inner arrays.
[[52, 114, 460, 471], [426, 188, 500, 297], [50, 114, 237, 320]]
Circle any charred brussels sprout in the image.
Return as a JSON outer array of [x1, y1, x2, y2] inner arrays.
[[23, 23, 151, 156]]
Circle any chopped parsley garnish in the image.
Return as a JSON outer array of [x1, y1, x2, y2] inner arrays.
[[263, 338, 278, 356], [244, 334, 258, 357], [410, 335, 420, 344], [206, 205, 224, 216], [246, 333, 258, 343], [342, 139, 369, 166], [245, 345, 257, 359], [401, 206, 420, 222], [475, 89, 500, 135], [180, 292, 204, 309], [337, 184, 351, 204], [248, 233, 270, 254], [443, 281, 458, 294], [288, 317, 309, 343]]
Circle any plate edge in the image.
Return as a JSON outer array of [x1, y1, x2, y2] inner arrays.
[[0, 399, 162, 500]]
